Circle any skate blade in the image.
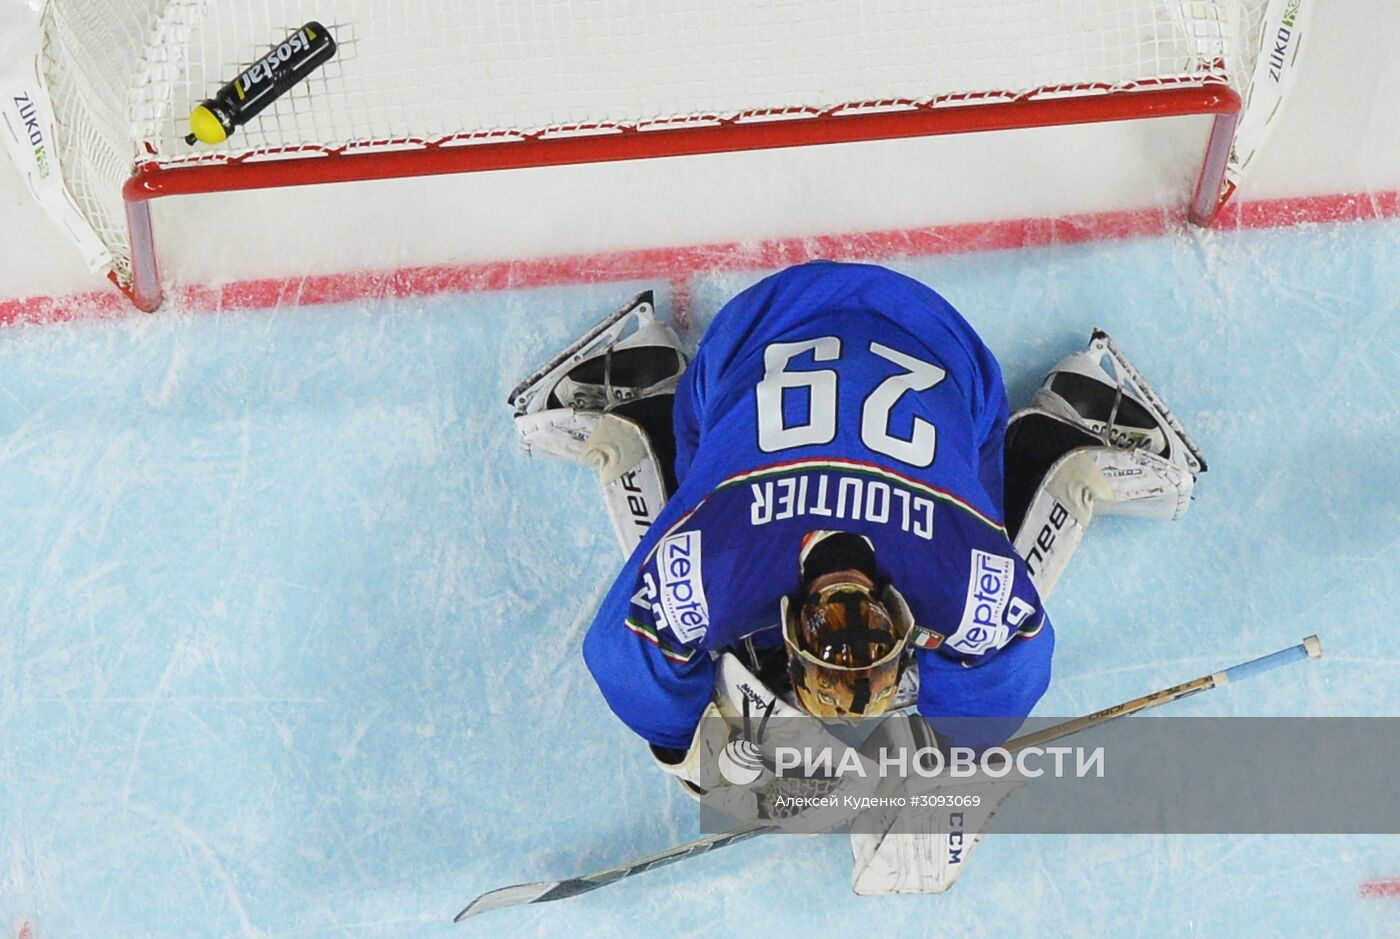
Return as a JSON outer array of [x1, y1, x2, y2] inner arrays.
[[1089, 329, 1208, 474], [507, 291, 656, 415]]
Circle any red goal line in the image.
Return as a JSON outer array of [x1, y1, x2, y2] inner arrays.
[[1, 188, 1397, 328], [1361, 879, 1400, 899]]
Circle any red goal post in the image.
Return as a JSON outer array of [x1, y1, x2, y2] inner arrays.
[[15, 0, 1304, 311]]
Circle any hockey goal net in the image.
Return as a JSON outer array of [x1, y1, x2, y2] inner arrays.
[[30, 0, 1290, 310]]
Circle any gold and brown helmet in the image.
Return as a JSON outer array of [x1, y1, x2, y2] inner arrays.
[[781, 580, 914, 721]]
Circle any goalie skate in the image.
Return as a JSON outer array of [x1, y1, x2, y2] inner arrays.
[[1029, 329, 1208, 476], [508, 291, 685, 418], [509, 291, 687, 553]]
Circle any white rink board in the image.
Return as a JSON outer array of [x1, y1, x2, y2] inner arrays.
[[0, 0, 1397, 304]]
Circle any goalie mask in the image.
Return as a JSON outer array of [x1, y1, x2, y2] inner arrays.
[[781, 581, 914, 721]]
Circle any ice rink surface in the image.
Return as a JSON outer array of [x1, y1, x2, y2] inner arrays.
[[2, 217, 1398, 938]]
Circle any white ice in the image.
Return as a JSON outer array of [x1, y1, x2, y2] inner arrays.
[[1, 219, 1398, 937]]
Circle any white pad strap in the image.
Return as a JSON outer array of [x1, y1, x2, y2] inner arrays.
[[515, 409, 668, 554]]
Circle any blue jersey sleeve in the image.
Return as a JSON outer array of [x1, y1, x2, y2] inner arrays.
[[581, 548, 715, 750], [671, 357, 705, 490], [916, 616, 1055, 751], [974, 368, 1010, 522]]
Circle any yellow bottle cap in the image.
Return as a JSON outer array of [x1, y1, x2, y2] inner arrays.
[[188, 105, 228, 144]]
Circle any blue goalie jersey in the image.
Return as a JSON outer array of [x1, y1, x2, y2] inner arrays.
[[582, 261, 1053, 751]]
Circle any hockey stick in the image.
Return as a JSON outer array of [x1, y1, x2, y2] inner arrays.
[[454, 635, 1322, 921], [1005, 633, 1322, 751], [453, 824, 776, 920]]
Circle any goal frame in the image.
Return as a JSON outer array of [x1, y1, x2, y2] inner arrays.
[[118, 82, 1242, 312]]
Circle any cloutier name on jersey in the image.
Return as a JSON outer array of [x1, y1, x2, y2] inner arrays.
[[582, 262, 1054, 752], [748, 472, 939, 539]]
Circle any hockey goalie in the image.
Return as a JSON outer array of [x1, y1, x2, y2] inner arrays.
[[509, 261, 1207, 895]]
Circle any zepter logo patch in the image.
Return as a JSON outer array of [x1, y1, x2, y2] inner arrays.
[[657, 530, 710, 643], [947, 550, 1016, 656]]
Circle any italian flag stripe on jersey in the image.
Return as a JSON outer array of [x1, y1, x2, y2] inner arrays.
[[643, 456, 1005, 565], [624, 615, 696, 664]]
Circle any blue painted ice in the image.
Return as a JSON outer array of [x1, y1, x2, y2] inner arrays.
[[2, 219, 1398, 937]]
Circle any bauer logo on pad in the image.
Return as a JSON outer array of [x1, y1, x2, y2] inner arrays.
[[657, 531, 710, 643]]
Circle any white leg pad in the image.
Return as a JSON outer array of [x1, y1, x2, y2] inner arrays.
[[514, 407, 602, 463], [586, 413, 669, 555], [1012, 449, 1098, 597], [1012, 444, 1195, 597], [1091, 445, 1195, 521], [850, 714, 1024, 895], [515, 408, 668, 555]]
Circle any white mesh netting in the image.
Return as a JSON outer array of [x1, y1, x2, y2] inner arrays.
[[39, 0, 1270, 287]]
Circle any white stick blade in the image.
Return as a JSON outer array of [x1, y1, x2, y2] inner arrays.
[[454, 881, 559, 921]]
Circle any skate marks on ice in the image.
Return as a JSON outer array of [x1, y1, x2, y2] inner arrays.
[[1, 223, 1398, 936]]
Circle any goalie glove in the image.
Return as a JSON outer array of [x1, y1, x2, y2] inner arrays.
[[654, 652, 881, 831]]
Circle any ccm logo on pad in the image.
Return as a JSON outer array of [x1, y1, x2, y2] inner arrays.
[[658, 531, 710, 643]]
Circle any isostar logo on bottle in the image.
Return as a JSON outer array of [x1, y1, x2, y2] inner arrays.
[[946, 550, 1016, 656], [657, 530, 710, 643], [236, 26, 314, 98]]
